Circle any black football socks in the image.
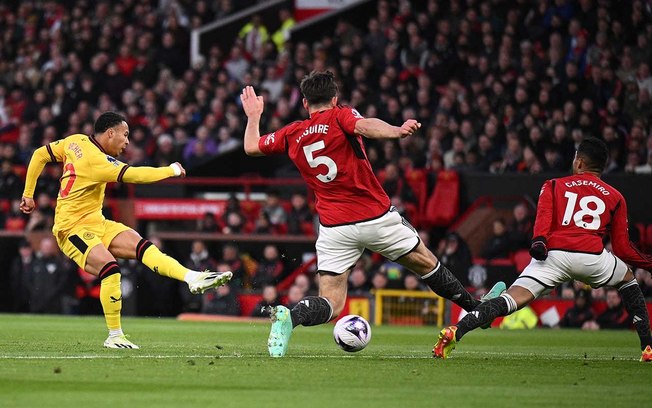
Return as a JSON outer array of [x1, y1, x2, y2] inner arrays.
[[290, 296, 334, 328], [619, 280, 652, 350], [455, 294, 517, 341], [421, 262, 481, 312]]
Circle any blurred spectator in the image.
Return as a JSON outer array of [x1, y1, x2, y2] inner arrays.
[[252, 244, 285, 288], [181, 240, 217, 312], [635, 268, 652, 298], [202, 282, 240, 315], [381, 162, 416, 205], [216, 126, 242, 155], [437, 232, 472, 287], [482, 218, 512, 259], [377, 260, 405, 289], [220, 243, 246, 289], [508, 203, 534, 250], [253, 211, 273, 234], [348, 265, 371, 295], [24, 237, 76, 314], [293, 273, 314, 295], [239, 14, 269, 57], [222, 211, 246, 234], [261, 190, 287, 230], [251, 284, 281, 317], [203, 262, 241, 316], [135, 236, 181, 317], [371, 271, 389, 291], [9, 240, 33, 312], [0, 160, 23, 200], [286, 284, 305, 310], [559, 289, 594, 328], [583, 288, 630, 330], [287, 192, 313, 235], [5, 199, 28, 231], [197, 212, 220, 233], [25, 193, 55, 232], [271, 9, 295, 52]]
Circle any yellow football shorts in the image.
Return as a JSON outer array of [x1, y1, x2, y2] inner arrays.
[[54, 220, 132, 269]]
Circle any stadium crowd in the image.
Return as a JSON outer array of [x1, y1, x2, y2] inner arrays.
[[1, 0, 652, 318]]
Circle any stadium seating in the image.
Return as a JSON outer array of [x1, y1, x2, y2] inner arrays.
[[422, 170, 460, 227]]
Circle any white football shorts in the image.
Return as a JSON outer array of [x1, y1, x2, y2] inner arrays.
[[315, 207, 420, 274], [513, 249, 628, 298]]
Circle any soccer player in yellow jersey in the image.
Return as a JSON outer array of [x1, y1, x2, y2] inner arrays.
[[20, 112, 232, 349]]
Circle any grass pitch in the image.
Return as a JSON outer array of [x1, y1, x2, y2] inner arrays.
[[0, 314, 648, 408]]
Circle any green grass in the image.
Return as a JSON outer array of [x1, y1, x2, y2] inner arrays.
[[0, 314, 648, 408]]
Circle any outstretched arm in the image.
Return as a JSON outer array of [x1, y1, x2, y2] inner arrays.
[[21, 144, 63, 213], [354, 118, 421, 139], [241, 86, 266, 156], [120, 162, 186, 183]]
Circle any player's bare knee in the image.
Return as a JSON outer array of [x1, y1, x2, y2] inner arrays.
[[622, 268, 635, 282]]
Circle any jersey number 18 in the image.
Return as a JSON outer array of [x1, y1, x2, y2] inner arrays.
[[562, 191, 606, 230]]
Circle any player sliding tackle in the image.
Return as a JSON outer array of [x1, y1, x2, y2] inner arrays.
[[21, 112, 232, 349], [241, 71, 506, 357], [434, 137, 652, 362]]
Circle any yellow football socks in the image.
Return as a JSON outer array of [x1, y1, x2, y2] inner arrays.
[[138, 240, 188, 281], [99, 264, 122, 332]]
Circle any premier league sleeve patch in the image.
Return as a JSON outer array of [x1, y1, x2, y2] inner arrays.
[[106, 155, 122, 166]]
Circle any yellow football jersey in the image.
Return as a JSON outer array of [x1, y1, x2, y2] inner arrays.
[[23, 133, 175, 234]]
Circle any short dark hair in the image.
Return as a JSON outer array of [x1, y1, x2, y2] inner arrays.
[[300, 71, 338, 106], [94, 111, 126, 134], [576, 137, 608, 173]]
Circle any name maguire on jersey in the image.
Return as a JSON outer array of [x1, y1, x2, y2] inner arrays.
[[258, 105, 390, 227]]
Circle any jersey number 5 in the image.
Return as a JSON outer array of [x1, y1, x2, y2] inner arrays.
[[303, 141, 337, 183], [59, 162, 77, 198], [562, 191, 606, 230]]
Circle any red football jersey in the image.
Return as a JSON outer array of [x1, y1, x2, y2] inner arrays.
[[258, 106, 390, 226], [533, 173, 652, 270]]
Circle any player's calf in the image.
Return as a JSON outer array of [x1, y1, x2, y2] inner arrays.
[[455, 293, 518, 341], [289, 296, 334, 328], [618, 279, 652, 351], [421, 262, 481, 312]]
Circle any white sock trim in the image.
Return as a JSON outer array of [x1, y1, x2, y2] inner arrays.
[[183, 270, 198, 284], [500, 293, 518, 314], [421, 262, 441, 279], [618, 279, 638, 291], [109, 328, 124, 337]]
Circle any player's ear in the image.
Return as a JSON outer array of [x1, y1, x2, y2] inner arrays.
[[331, 96, 338, 106], [302, 98, 309, 111]]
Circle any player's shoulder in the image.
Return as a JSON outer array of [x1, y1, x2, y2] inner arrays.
[[276, 119, 305, 135], [335, 104, 364, 118]]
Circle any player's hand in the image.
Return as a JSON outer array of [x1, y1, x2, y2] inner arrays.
[[170, 162, 186, 177], [19, 196, 35, 214], [240, 86, 264, 119], [529, 236, 548, 261], [398, 119, 421, 138]]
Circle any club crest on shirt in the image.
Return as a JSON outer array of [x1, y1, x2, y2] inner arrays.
[[106, 155, 120, 166], [83, 232, 95, 240], [264, 133, 275, 145]]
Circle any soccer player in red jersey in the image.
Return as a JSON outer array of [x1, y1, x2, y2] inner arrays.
[[241, 71, 505, 357], [434, 137, 652, 362]]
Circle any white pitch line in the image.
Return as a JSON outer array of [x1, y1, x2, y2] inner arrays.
[[0, 352, 638, 361]]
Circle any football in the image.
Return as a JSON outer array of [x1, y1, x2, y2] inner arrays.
[[333, 314, 372, 352]]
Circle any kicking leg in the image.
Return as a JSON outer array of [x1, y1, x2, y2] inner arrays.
[[108, 230, 231, 293], [616, 269, 652, 356], [433, 286, 533, 359], [397, 241, 501, 311]]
